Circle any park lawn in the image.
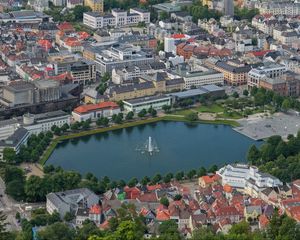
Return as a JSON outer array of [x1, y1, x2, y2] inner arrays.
[[216, 111, 243, 119], [197, 104, 224, 113], [172, 108, 196, 116]]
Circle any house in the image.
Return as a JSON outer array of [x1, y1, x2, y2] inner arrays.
[[72, 102, 120, 122], [46, 188, 100, 218], [259, 214, 270, 229], [198, 174, 219, 188], [244, 205, 262, 222], [214, 206, 241, 223]]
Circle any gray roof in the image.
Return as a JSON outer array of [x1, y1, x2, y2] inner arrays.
[[0, 127, 28, 147], [123, 95, 170, 105], [215, 61, 252, 73], [169, 88, 207, 98]]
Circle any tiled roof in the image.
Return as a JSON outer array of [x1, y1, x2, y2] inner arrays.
[[73, 102, 119, 114]]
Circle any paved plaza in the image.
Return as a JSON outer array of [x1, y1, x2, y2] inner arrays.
[[234, 112, 300, 140]]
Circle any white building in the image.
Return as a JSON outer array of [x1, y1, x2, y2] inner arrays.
[[46, 188, 100, 218], [171, 64, 224, 89], [67, 0, 83, 9], [256, 2, 300, 16], [0, 119, 19, 141], [123, 95, 172, 113], [0, 128, 30, 161], [83, 8, 150, 29], [0, 111, 71, 139], [217, 164, 283, 196], [22, 111, 71, 135], [164, 34, 189, 53], [28, 0, 49, 12], [72, 102, 120, 122], [247, 62, 286, 89]]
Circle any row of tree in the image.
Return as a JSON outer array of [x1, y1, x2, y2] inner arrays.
[[3, 131, 53, 164], [3, 161, 217, 203], [247, 132, 300, 182]]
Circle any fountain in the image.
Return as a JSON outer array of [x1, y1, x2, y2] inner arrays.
[[136, 136, 159, 156]]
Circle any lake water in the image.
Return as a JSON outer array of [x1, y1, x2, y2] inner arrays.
[[46, 121, 261, 181]]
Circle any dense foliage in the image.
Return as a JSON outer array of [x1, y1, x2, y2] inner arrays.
[[247, 131, 300, 182]]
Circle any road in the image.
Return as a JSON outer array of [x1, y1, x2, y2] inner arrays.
[[0, 177, 46, 231]]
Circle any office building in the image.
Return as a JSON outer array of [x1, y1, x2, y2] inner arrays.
[[84, 0, 104, 13], [83, 8, 150, 29], [95, 44, 154, 74], [224, 0, 234, 17], [123, 95, 172, 113]]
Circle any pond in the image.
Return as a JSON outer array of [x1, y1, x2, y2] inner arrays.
[[46, 121, 262, 181]]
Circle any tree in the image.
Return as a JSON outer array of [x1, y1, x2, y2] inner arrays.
[[125, 111, 134, 120], [73, 5, 92, 21], [243, 89, 249, 96], [114, 220, 145, 240], [247, 145, 260, 164], [186, 112, 198, 121], [281, 99, 291, 112], [152, 173, 162, 184], [117, 100, 124, 111], [160, 197, 169, 207], [0, 211, 8, 240], [208, 164, 218, 173], [60, 123, 69, 132], [64, 212, 75, 222], [3, 148, 16, 163], [187, 169, 196, 179], [6, 179, 25, 201], [158, 220, 181, 240], [232, 91, 239, 98], [198, 167, 207, 177], [159, 11, 168, 20], [175, 171, 184, 181], [138, 109, 147, 118], [162, 105, 171, 113], [174, 194, 182, 201], [141, 176, 150, 186], [37, 222, 75, 240], [127, 178, 138, 188], [82, 121, 91, 130]]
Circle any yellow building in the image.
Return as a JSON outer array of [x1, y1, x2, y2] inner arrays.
[[85, 0, 104, 13], [202, 0, 212, 8]]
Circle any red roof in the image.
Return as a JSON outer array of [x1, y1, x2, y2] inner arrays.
[[137, 192, 157, 202], [249, 50, 272, 57], [74, 102, 119, 114], [200, 174, 219, 184], [57, 22, 75, 32], [171, 33, 186, 39], [259, 214, 269, 228], [147, 184, 162, 191], [89, 204, 102, 214], [156, 205, 170, 221], [215, 206, 240, 217]]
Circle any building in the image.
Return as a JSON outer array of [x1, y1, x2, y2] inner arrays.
[[0, 127, 30, 161], [0, 119, 19, 141], [95, 44, 154, 75], [123, 95, 172, 113], [224, 0, 234, 17], [169, 84, 225, 102], [217, 164, 283, 197], [256, 2, 300, 16], [84, 0, 104, 13], [214, 60, 252, 86], [0, 10, 51, 23], [72, 102, 120, 122], [171, 64, 224, 89], [259, 72, 300, 97], [53, 59, 96, 85], [28, 0, 49, 12], [0, 81, 35, 107], [21, 111, 71, 135], [83, 8, 150, 29], [46, 188, 100, 218], [247, 62, 286, 89], [67, 0, 83, 9]]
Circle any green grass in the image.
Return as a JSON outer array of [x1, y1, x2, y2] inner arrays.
[[197, 104, 224, 113], [171, 109, 195, 116], [216, 111, 243, 120]]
